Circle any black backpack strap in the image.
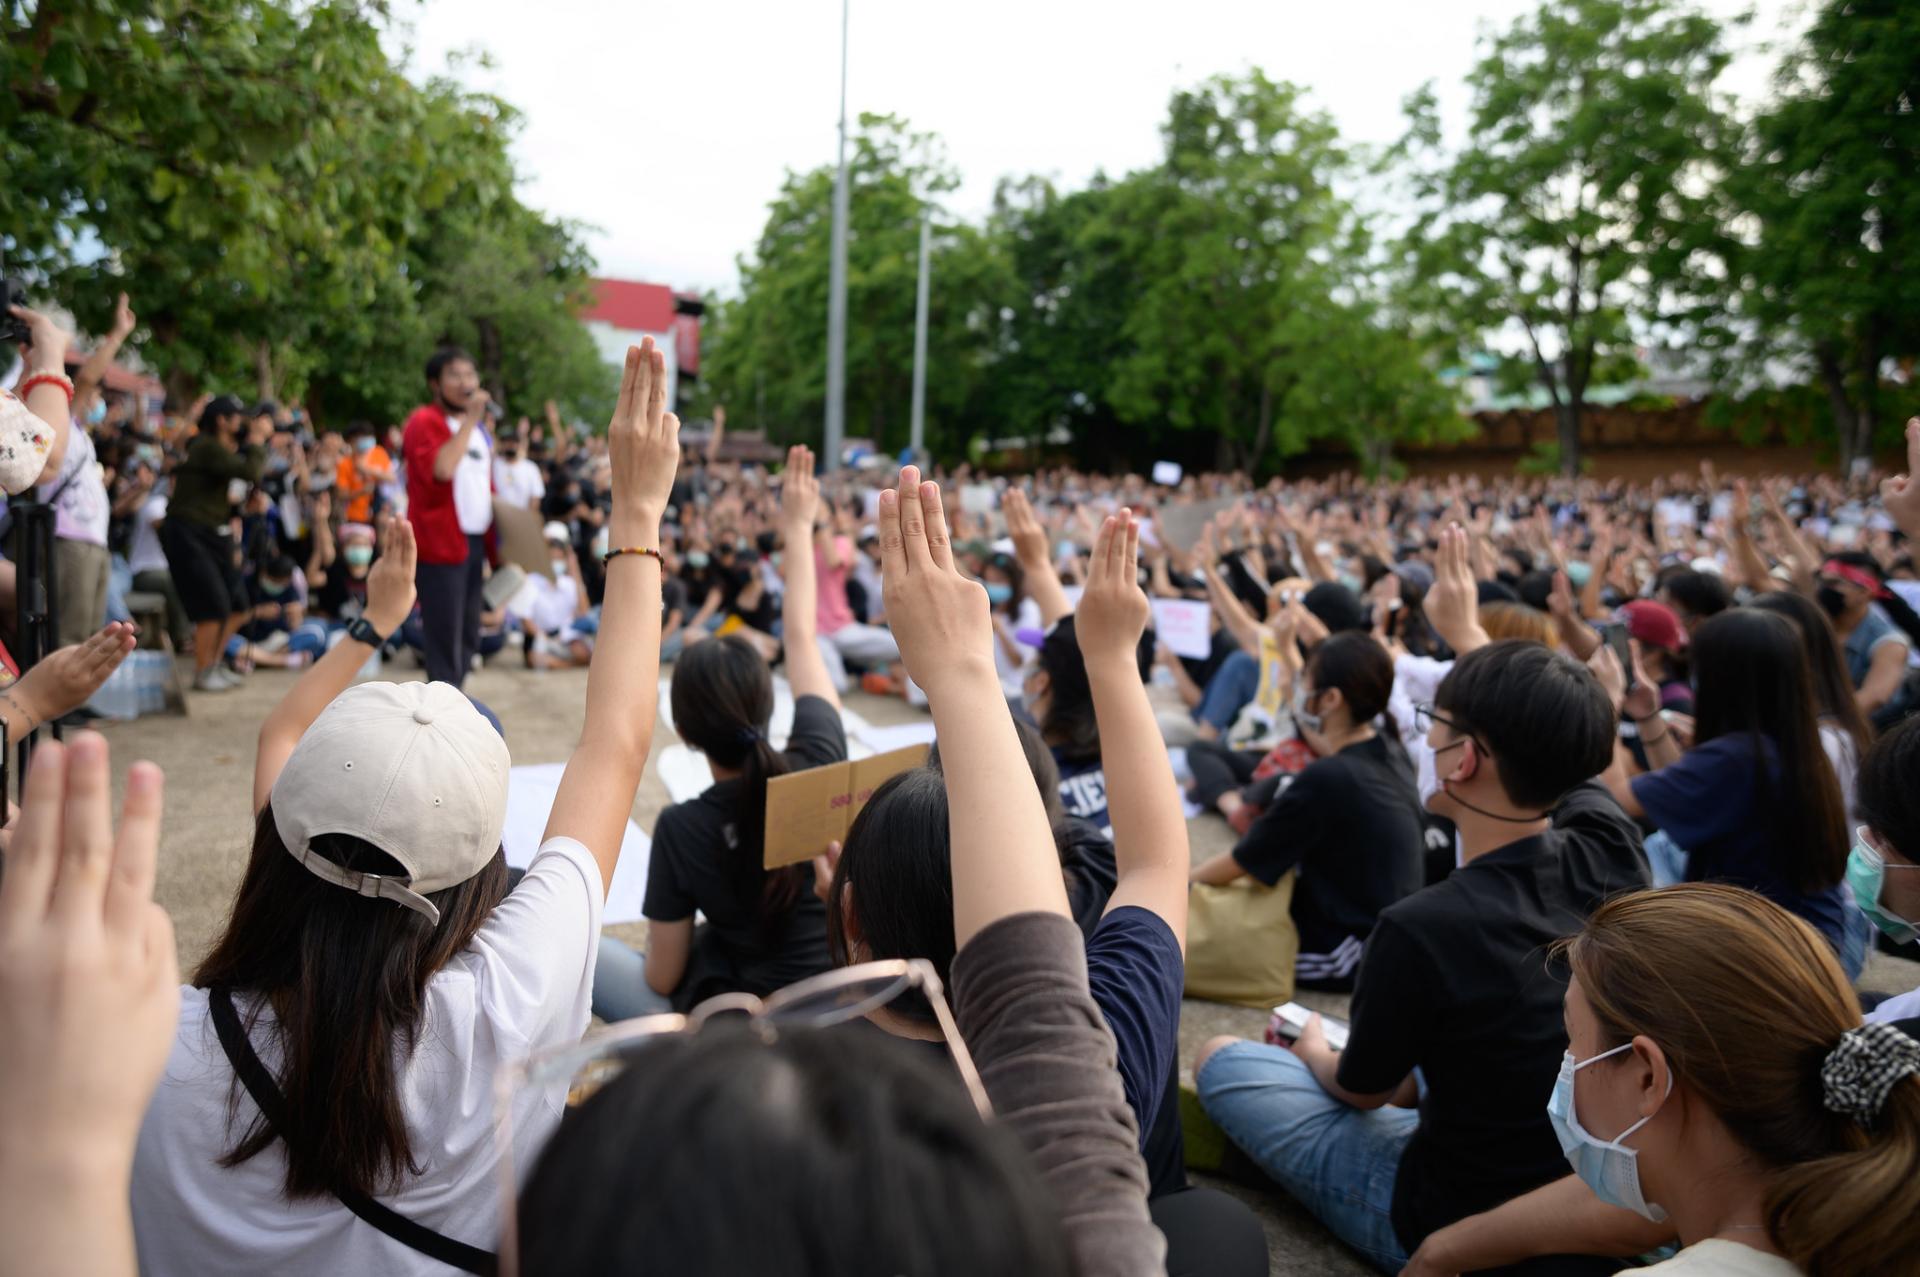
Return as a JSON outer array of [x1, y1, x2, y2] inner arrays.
[[207, 988, 499, 1276]]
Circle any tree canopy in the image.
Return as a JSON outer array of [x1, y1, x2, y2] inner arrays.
[[1, 0, 607, 425]]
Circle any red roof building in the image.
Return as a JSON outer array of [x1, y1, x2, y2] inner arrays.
[[581, 279, 704, 405]]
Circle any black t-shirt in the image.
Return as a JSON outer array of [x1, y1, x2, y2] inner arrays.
[[312, 565, 368, 621], [1336, 782, 1650, 1272], [641, 695, 847, 998], [1231, 735, 1425, 981], [660, 575, 689, 627]]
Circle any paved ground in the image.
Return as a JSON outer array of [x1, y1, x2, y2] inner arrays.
[[104, 657, 1920, 1277]]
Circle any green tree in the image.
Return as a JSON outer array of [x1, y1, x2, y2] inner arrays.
[[1098, 72, 1355, 470], [978, 174, 1135, 461], [702, 114, 1008, 457], [1277, 256, 1474, 478], [1717, 0, 1920, 471], [2, 1, 605, 426], [1400, 0, 1735, 475]]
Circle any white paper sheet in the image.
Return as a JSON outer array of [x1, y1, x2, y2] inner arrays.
[[1151, 598, 1214, 659], [504, 763, 651, 924]]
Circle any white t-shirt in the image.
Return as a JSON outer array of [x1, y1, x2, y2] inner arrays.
[[992, 596, 1043, 696], [131, 836, 605, 1277], [492, 456, 545, 511], [1638, 1239, 1799, 1275], [128, 490, 170, 575], [452, 428, 494, 536], [1817, 719, 1862, 827], [38, 423, 110, 546]]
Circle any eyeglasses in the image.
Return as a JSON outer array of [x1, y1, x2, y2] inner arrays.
[[1413, 702, 1469, 738], [491, 958, 986, 1277]]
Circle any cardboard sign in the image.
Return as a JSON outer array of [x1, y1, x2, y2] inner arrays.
[[763, 744, 931, 869], [1156, 496, 1239, 553], [493, 499, 551, 578], [1151, 460, 1184, 487], [1151, 598, 1214, 659]]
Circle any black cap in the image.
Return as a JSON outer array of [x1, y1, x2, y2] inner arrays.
[[198, 394, 248, 431], [249, 399, 280, 421]]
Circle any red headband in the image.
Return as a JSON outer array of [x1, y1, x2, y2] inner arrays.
[[1822, 560, 1889, 600]]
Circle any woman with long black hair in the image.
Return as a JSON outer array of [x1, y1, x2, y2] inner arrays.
[[1752, 589, 1874, 823], [594, 445, 843, 1017], [129, 339, 680, 1276], [1601, 607, 1853, 967]]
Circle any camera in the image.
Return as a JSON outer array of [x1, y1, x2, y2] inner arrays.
[[0, 278, 30, 346]]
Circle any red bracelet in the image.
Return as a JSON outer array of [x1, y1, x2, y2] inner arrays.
[[16, 371, 74, 403], [601, 546, 663, 565]]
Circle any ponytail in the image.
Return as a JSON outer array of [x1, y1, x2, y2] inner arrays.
[[1769, 1074, 1920, 1277], [734, 731, 806, 932], [1566, 886, 1920, 1277], [669, 637, 810, 941]]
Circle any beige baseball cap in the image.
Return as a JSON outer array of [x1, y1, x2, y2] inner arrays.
[[270, 681, 510, 924]]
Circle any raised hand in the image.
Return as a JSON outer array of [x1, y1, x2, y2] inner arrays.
[[364, 516, 418, 635], [5, 622, 137, 732], [1075, 510, 1149, 665], [877, 464, 992, 701], [1003, 487, 1050, 569], [607, 337, 682, 541], [1426, 523, 1489, 656], [780, 444, 820, 531], [0, 734, 176, 1275], [109, 292, 137, 343], [1880, 418, 1920, 541]]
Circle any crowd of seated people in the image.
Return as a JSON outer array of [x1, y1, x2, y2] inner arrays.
[[6, 294, 1920, 1275]]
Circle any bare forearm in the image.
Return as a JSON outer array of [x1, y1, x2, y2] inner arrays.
[[781, 518, 838, 705], [1416, 1175, 1675, 1272], [1189, 851, 1246, 886], [1087, 649, 1189, 948], [0, 1151, 138, 1277], [432, 417, 480, 480], [935, 664, 1070, 947]]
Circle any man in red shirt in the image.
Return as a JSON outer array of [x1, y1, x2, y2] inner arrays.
[[402, 348, 495, 688]]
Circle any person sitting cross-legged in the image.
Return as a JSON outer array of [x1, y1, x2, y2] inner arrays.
[[1195, 631, 1650, 1276]]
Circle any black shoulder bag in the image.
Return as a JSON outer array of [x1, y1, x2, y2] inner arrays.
[[207, 988, 498, 1275]]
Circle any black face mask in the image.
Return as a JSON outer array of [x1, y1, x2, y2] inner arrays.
[[1816, 585, 1849, 619]]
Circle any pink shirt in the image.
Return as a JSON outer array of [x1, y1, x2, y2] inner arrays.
[[815, 534, 855, 635]]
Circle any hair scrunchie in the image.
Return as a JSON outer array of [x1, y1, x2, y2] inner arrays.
[[1822, 1022, 1920, 1126]]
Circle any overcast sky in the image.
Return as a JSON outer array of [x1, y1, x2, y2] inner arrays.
[[398, 0, 1807, 297]]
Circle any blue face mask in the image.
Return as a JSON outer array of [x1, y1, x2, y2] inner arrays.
[[1847, 834, 1920, 945], [260, 579, 288, 598], [1545, 1045, 1671, 1222], [354, 436, 375, 454], [687, 551, 711, 570], [985, 582, 1014, 605], [87, 399, 108, 425], [343, 545, 374, 569]]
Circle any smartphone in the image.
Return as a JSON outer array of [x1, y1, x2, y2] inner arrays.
[[1599, 622, 1637, 692], [1267, 1002, 1350, 1051]]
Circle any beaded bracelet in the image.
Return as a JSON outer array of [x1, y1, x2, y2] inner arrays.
[[16, 371, 74, 404], [601, 546, 664, 566]]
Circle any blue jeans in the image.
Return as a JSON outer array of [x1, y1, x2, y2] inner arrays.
[[591, 935, 675, 1021], [1196, 649, 1261, 733], [1198, 1041, 1417, 1272]]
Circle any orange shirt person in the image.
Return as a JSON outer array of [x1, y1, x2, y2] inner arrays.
[[335, 425, 393, 524]]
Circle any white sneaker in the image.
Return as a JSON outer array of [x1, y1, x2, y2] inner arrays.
[[213, 666, 245, 689], [193, 668, 233, 693]]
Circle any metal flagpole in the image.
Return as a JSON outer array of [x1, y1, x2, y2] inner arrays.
[[823, 0, 851, 473], [908, 208, 931, 466]]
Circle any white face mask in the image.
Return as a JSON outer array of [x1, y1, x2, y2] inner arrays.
[[1545, 1045, 1672, 1223], [1292, 683, 1323, 737]]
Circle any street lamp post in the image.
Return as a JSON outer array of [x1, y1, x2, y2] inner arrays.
[[823, 0, 851, 472], [908, 208, 931, 465]]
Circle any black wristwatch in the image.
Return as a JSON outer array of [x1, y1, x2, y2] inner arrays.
[[345, 617, 389, 648]]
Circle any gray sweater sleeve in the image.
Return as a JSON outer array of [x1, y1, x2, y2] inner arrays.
[[949, 911, 1165, 1277]]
